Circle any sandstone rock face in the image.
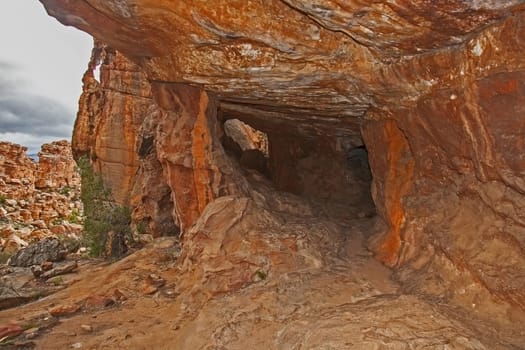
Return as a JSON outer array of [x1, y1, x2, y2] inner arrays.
[[0, 142, 36, 200], [35, 140, 80, 190], [40, 0, 525, 346], [74, 41, 178, 237], [73, 41, 150, 205], [0, 141, 82, 256]]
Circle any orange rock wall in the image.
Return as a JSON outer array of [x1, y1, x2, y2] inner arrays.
[[151, 84, 246, 231], [73, 42, 178, 237], [73, 41, 150, 205]]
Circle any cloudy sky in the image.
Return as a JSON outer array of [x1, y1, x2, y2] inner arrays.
[[0, 1, 93, 154]]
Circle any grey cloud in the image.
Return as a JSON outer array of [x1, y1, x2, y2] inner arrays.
[[0, 94, 74, 137], [0, 60, 17, 70], [0, 60, 75, 145]]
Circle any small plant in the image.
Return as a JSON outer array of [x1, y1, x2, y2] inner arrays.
[[67, 210, 82, 224], [78, 156, 131, 258], [254, 270, 267, 281], [22, 322, 40, 331], [0, 195, 6, 205], [48, 276, 64, 286], [52, 218, 63, 225], [136, 221, 147, 235], [0, 251, 11, 264], [58, 186, 72, 196]]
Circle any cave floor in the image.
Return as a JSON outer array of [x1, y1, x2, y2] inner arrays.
[[1, 187, 523, 349]]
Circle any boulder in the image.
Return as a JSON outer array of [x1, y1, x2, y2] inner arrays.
[[8, 239, 67, 267]]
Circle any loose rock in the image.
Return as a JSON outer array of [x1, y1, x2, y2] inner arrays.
[[49, 304, 80, 317]]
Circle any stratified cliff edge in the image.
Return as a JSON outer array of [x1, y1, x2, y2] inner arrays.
[[35, 0, 525, 348]]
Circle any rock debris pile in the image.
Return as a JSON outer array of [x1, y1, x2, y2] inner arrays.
[[0, 140, 82, 259]]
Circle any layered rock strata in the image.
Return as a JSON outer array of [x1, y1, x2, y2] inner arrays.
[[40, 0, 525, 346]]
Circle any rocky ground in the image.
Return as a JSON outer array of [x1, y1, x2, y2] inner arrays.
[[1, 171, 523, 349]]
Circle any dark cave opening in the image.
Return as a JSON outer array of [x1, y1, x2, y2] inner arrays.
[[220, 117, 375, 220], [268, 134, 375, 220]]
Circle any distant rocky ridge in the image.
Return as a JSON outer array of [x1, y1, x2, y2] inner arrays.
[[0, 140, 82, 260]]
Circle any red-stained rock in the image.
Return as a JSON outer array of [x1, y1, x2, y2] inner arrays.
[[49, 304, 80, 317], [151, 83, 247, 231], [362, 118, 415, 266], [0, 323, 23, 339]]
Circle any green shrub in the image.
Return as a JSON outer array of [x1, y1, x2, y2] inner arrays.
[[0, 251, 11, 264], [58, 186, 72, 196], [67, 210, 82, 224], [77, 156, 131, 258], [0, 195, 6, 205], [52, 218, 63, 225], [136, 221, 147, 235]]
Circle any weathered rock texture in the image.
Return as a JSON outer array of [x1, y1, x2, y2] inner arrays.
[[40, 0, 525, 347], [73, 41, 178, 237], [0, 141, 82, 255]]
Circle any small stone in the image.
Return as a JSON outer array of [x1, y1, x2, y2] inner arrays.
[[49, 304, 81, 317], [41, 261, 54, 271], [24, 327, 39, 334], [80, 324, 93, 332], [164, 289, 176, 297], [71, 342, 83, 349], [143, 274, 166, 295], [112, 288, 127, 301], [31, 265, 43, 278], [5, 199, 17, 207], [24, 327, 40, 339], [146, 274, 166, 288], [143, 285, 159, 295], [83, 295, 115, 310]]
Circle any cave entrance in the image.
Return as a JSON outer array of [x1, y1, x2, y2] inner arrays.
[[268, 134, 375, 220], [221, 117, 375, 221]]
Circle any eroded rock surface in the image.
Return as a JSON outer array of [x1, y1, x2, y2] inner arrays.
[[35, 0, 525, 348], [74, 41, 178, 238]]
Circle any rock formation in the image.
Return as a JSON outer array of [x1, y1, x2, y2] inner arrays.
[[0, 141, 82, 257], [73, 41, 178, 238], [38, 0, 525, 347]]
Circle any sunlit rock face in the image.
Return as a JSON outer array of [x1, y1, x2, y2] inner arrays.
[[73, 41, 179, 237], [42, 0, 525, 343]]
